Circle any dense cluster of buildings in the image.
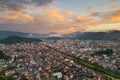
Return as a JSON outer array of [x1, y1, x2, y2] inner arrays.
[[46, 40, 120, 73], [0, 40, 120, 80]]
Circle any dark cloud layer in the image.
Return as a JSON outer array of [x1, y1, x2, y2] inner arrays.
[[0, 0, 54, 10]]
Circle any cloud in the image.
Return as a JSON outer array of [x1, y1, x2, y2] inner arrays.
[[0, 9, 33, 22], [106, 10, 120, 23], [111, 5, 120, 9], [0, 0, 54, 22], [0, 5, 97, 34], [92, 9, 120, 23], [0, 0, 54, 10], [109, 0, 120, 2], [87, 6, 98, 15], [0, 1, 120, 34], [0, 0, 54, 21], [37, 6, 97, 33], [109, 0, 116, 2]]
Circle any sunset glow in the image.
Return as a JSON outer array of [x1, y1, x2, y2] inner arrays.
[[0, 0, 120, 34]]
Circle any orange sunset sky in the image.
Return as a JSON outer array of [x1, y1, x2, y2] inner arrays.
[[0, 0, 120, 34]]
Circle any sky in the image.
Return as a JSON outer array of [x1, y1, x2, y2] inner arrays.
[[0, 0, 120, 34]]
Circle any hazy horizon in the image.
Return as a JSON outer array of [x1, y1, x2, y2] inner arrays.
[[0, 29, 120, 35]]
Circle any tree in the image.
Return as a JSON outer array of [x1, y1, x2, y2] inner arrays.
[[0, 50, 11, 60]]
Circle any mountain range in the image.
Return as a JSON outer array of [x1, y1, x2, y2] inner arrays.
[[68, 30, 120, 40], [0, 30, 120, 40]]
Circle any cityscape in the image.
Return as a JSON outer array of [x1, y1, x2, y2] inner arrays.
[[0, 40, 120, 80], [0, 0, 120, 80]]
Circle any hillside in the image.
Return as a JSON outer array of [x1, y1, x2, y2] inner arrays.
[[71, 30, 120, 40], [0, 31, 59, 39], [0, 31, 29, 40], [0, 36, 42, 44]]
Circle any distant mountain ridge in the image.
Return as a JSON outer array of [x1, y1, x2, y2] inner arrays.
[[0, 30, 120, 40], [75, 30, 120, 40], [0, 36, 42, 44], [0, 31, 29, 39], [0, 31, 61, 39]]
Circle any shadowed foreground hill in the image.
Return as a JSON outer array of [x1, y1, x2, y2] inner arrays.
[[0, 36, 42, 44]]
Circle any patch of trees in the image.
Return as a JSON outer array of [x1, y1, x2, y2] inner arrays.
[[0, 75, 16, 80], [0, 50, 11, 60], [92, 49, 113, 56]]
